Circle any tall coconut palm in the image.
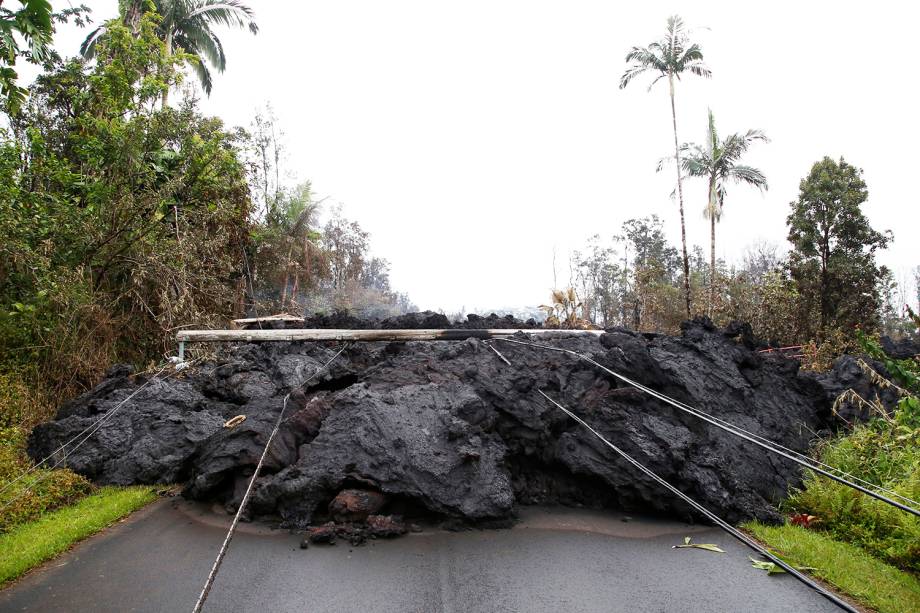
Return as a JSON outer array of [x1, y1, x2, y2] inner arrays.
[[680, 109, 768, 314], [80, 0, 258, 107], [620, 15, 710, 319]]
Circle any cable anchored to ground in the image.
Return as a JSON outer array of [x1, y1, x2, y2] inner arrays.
[[535, 389, 859, 613], [494, 336, 920, 517], [192, 343, 350, 613]]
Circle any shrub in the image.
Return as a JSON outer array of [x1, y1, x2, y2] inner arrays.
[[0, 427, 94, 533], [0, 370, 57, 431], [787, 330, 920, 571], [787, 421, 920, 572]]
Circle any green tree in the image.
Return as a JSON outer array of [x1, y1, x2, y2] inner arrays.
[[0, 0, 55, 112], [249, 181, 325, 312], [81, 0, 258, 106], [0, 13, 252, 395], [620, 15, 711, 319], [680, 109, 768, 314], [621, 215, 682, 331], [572, 236, 623, 327], [787, 157, 891, 338]]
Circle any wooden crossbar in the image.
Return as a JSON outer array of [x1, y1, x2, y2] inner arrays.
[[176, 328, 604, 343]]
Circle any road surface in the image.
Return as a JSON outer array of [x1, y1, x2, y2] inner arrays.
[[0, 499, 842, 612]]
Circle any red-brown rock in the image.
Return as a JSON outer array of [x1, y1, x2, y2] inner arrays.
[[308, 521, 337, 544], [328, 489, 387, 522], [366, 514, 407, 538]]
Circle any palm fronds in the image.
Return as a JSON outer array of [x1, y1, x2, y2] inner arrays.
[[80, 0, 258, 95], [620, 15, 711, 91]]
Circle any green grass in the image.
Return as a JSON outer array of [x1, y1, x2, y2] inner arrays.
[[0, 426, 95, 532], [0, 485, 157, 585], [787, 421, 920, 572], [746, 521, 920, 613]]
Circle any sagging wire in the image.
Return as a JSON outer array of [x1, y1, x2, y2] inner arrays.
[[0, 360, 193, 515], [536, 389, 859, 613], [494, 337, 920, 518], [192, 343, 350, 613]]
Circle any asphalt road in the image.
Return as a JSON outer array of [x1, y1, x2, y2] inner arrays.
[[0, 500, 842, 613]]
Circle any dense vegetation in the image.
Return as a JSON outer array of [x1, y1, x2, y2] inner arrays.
[[0, 3, 411, 532], [785, 331, 920, 571], [0, 6, 916, 608], [0, 7, 411, 416], [566, 155, 910, 350]]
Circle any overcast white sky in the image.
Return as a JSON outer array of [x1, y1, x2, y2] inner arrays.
[[46, 1, 919, 312]]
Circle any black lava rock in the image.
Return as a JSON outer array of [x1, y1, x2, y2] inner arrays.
[[27, 322, 895, 528]]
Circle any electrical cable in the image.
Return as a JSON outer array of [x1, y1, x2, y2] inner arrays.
[[495, 336, 920, 517], [536, 389, 859, 613], [192, 343, 349, 612]]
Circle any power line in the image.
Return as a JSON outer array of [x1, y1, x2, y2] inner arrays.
[[0, 364, 179, 515], [192, 393, 291, 613], [536, 389, 858, 613], [495, 337, 920, 517], [192, 343, 349, 613]]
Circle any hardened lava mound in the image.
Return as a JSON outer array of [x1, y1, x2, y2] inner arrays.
[[28, 318, 896, 528]]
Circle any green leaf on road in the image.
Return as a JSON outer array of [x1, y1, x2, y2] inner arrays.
[[673, 536, 726, 553]]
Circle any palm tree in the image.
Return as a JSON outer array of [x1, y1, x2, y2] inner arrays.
[[620, 15, 710, 319], [278, 188, 325, 310], [680, 109, 768, 315], [80, 0, 259, 107]]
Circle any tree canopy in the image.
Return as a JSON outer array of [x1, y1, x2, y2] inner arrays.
[[787, 157, 891, 338], [620, 15, 712, 318], [81, 0, 258, 99], [680, 109, 768, 313]]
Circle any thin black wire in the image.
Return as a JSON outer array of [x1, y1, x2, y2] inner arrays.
[[608, 363, 920, 509], [495, 337, 920, 517], [537, 390, 858, 613], [594, 352, 920, 508], [280, 344, 351, 425]]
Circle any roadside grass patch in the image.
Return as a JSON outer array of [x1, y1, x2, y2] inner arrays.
[[785, 420, 920, 572], [0, 485, 157, 585], [745, 521, 920, 613], [0, 426, 94, 532]]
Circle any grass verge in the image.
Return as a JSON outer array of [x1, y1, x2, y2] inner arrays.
[[0, 426, 95, 532], [745, 521, 920, 613], [0, 485, 157, 586]]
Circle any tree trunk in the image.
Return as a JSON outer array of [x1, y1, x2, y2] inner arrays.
[[280, 241, 294, 307], [122, 1, 143, 34], [161, 33, 173, 110], [291, 272, 300, 311], [709, 203, 716, 317], [669, 73, 692, 319], [820, 250, 829, 337]]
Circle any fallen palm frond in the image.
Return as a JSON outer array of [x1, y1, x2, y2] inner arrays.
[[854, 358, 910, 398], [672, 536, 725, 553], [832, 389, 888, 425]]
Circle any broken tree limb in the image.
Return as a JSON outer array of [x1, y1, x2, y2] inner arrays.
[[176, 328, 604, 343]]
